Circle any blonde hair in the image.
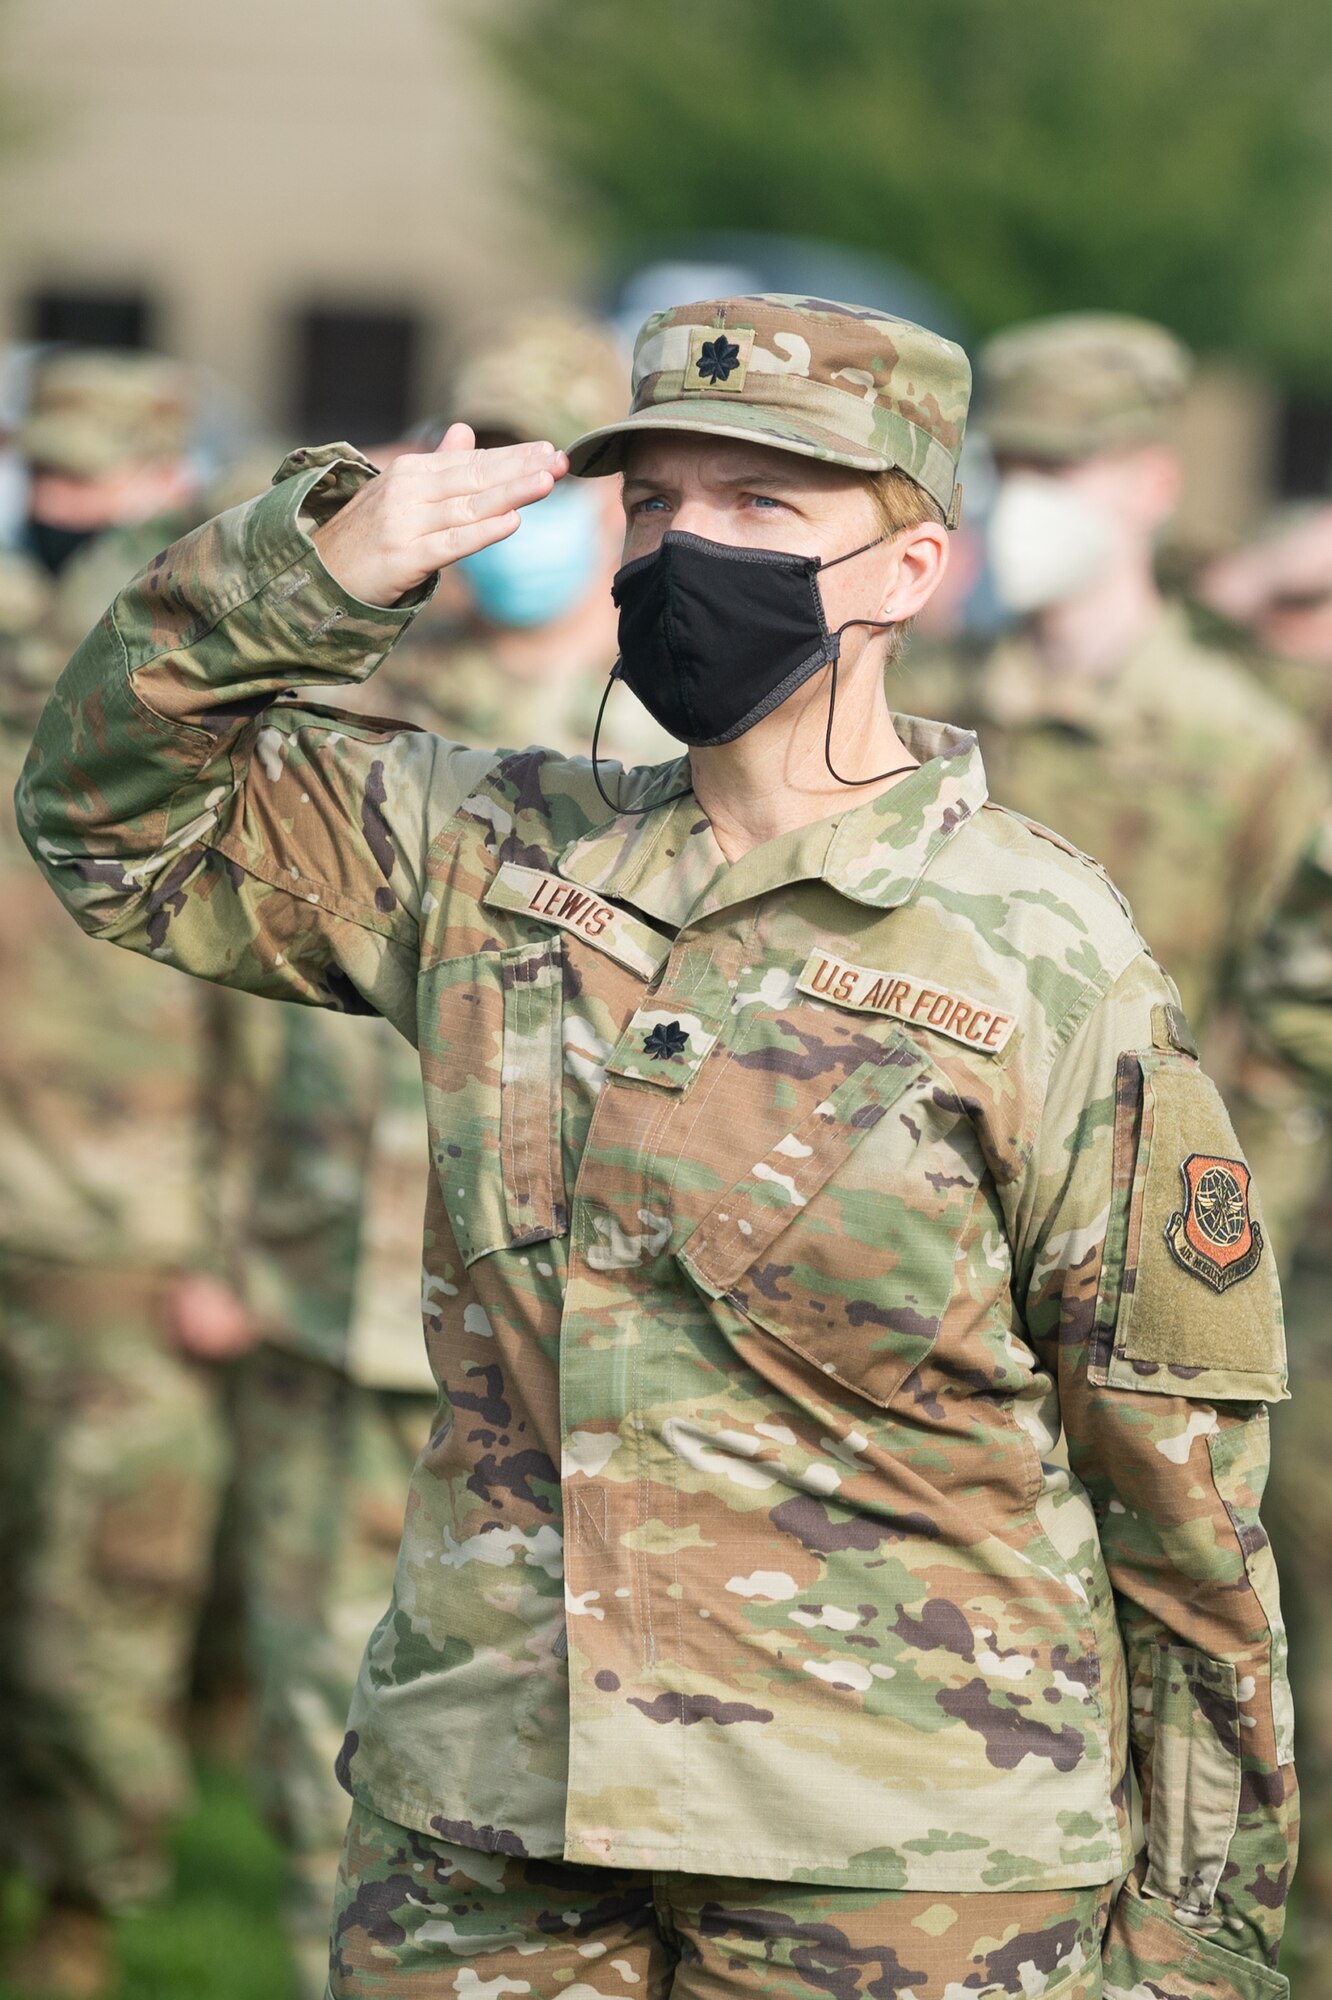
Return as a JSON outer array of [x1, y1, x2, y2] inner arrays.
[[865, 467, 946, 536]]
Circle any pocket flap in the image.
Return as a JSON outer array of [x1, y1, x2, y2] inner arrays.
[[679, 1036, 930, 1299]]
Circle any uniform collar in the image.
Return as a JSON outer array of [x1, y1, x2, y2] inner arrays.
[[982, 602, 1190, 740], [558, 716, 987, 931]]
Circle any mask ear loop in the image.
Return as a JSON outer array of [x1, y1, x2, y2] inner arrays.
[[822, 618, 919, 788], [591, 663, 693, 815], [591, 665, 623, 813], [818, 532, 888, 573], [817, 536, 917, 786]]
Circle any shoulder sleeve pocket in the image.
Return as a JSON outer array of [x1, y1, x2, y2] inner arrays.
[[1090, 1050, 1287, 1401]]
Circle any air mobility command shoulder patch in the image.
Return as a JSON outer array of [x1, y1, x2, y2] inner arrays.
[[1165, 1152, 1264, 1292]]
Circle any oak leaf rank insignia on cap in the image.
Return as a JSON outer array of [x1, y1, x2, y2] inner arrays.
[[1165, 1152, 1264, 1292], [687, 329, 751, 393]]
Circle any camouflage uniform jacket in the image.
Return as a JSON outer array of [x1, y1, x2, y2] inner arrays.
[[17, 450, 1294, 1973], [240, 608, 671, 1392], [0, 558, 235, 1274]]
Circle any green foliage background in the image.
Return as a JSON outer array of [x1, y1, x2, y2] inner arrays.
[[490, 0, 1332, 386], [0, 1767, 288, 2000]]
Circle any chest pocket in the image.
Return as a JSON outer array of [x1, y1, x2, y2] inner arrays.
[[678, 1033, 972, 1409], [418, 941, 567, 1266]]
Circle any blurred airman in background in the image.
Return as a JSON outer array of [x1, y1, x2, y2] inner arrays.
[[229, 304, 676, 2000], [1198, 506, 1332, 1988], [0, 350, 258, 2000], [1201, 502, 1332, 748], [894, 313, 1330, 1260]]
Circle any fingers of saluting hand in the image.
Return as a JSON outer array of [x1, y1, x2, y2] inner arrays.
[[398, 424, 569, 498], [310, 425, 570, 606], [410, 463, 568, 567], [381, 426, 570, 562]]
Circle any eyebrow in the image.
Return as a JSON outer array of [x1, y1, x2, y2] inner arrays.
[[622, 466, 806, 493]]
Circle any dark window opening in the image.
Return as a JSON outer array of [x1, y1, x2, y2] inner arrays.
[[27, 287, 156, 350], [293, 307, 420, 446], [1276, 396, 1332, 499]]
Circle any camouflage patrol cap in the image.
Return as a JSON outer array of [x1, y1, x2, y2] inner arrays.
[[565, 294, 970, 523], [446, 306, 627, 454], [21, 350, 194, 476], [979, 313, 1193, 460]]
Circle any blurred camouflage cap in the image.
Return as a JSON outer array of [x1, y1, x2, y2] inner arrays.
[[445, 306, 627, 454], [21, 349, 195, 476], [566, 294, 970, 522], [979, 312, 1192, 460]]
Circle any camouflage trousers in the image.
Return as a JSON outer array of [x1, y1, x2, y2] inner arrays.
[[0, 1256, 230, 1910], [330, 1802, 1287, 1999], [326, 1802, 1113, 1999], [1264, 1241, 1332, 1990], [234, 1346, 436, 2000]]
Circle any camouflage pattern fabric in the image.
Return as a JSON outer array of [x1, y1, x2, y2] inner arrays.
[[16, 445, 1295, 1991], [327, 1798, 1117, 1999], [1258, 1246, 1332, 1990], [0, 1261, 228, 1909], [230, 561, 662, 1995], [234, 1349, 435, 2000], [893, 613, 1321, 1037], [978, 313, 1192, 460], [0, 567, 243, 1274], [566, 294, 969, 521], [0, 545, 236, 1915], [1231, 780, 1332, 1989], [892, 614, 1329, 1264]]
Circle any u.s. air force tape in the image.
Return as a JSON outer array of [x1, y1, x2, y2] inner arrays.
[[797, 950, 1017, 1054]]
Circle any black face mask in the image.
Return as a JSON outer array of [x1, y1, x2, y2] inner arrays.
[[592, 528, 916, 809], [25, 518, 96, 577]]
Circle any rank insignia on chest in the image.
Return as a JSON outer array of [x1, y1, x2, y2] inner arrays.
[[1165, 1152, 1264, 1292], [643, 1019, 689, 1060]]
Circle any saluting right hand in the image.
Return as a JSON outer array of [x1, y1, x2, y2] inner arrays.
[[311, 421, 569, 609]]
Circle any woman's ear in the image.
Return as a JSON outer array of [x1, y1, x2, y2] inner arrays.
[[877, 521, 950, 624]]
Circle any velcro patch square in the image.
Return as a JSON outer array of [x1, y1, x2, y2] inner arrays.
[[683, 326, 754, 396]]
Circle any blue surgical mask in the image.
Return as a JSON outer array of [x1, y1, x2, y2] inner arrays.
[[459, 479, 601, 628]]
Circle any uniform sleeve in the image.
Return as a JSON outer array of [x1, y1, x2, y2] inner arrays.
[[1011, 952, 1295, 1996], [14, 445, 499, 1035]]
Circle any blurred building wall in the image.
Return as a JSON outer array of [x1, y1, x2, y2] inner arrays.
[[0, 0, 573, 438]]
